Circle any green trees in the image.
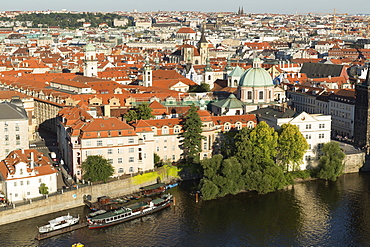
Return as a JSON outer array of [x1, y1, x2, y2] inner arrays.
[[316, 142, 345, 181], [124, 103, 154, 122], [277, 123, 309, 172], [180, 105, 204, 163], [200, 121, 313, 199], [189, 83, 210, 92], [39, 183, 49, 195], [81, 155, 114, 183]]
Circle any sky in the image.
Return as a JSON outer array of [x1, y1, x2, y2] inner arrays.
[[1, 0, 369, 15]]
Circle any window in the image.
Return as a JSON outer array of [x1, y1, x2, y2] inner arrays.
[[128, 138, 134, 144], [118, 167, 124, 173], [319, 133, 324, 139], [247, 121, 254, 128], [162, 127, 169, 134], [118, 148, 123, 154], [305, 155, 311, 161], [118, 158, 123, 163], [85, 141, 91, 147], [129, 167, 134, 172], [305, 134, 311, 139], [85, 150, 92, 156], [164, 146, 167, 151], [224, 123, 231, 131], [15, 123, 19, 131], [306, 124, 311, 129], [5, 135, 8, 141], [236, 123, 242, 130], [318, 143, 324, 149], [14, 182, 17, 187], [97, 140, 103, 146], [319, 124, 325, 129], [172, 145, 175, 151], [27, 180, 30, 185], [108, 159, 113, 164], [108, 149, 113, 155], [129, 148, 134, 153], [129, 157, 134, 162], [174, 126, 180, 134], [27, 192, 30, 196], [203, 141, 208, 150], [172, 155, 176, 160], [20, 181, 23, 186], [247, 91, 252, 100], [14, 193, 18, 198], [156, 147, 160, 152], [259, 91, 263, 99]]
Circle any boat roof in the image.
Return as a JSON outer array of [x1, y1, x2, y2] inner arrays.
[[140, 183, 166, 190], [151, 198, 165, 204], [91, 207, 131, 220]]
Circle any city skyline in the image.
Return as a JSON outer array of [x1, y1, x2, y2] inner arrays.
[[1, 0, 369, 15]]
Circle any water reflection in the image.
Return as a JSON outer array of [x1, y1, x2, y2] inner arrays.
[[2, 174, 370, 246]]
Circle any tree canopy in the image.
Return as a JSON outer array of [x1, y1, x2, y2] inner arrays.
[[316, 142, 345, 181], [180, 105, 204, 163], [39, 183, 49, 195], [277, 123, 309, 172], [81, 155, 114, 182], [124, 103, 154, 122]]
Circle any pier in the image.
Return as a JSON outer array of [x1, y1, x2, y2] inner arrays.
[[35, 221, 88, 240]]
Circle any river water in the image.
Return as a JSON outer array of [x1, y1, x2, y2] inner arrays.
[[2, 172, 370, 247]]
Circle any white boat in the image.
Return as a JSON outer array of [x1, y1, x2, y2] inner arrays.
[[38, 213, 79, 233]]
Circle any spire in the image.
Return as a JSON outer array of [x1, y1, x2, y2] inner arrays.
[[198, 28, 207, 44], [204, 57, 213, 72], [225, 55, 233, 71]]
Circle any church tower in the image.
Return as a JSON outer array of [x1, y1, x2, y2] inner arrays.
[[143, 56, 152, 87], [83, 43, 98, 77], [204, 57, 214, 89], [197, 28, 209, 65], [354, 67, 370, 151]]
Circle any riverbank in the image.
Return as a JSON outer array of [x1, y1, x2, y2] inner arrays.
[[0, 166, 181, 226]]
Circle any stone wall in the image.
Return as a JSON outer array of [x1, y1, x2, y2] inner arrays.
[[0, 172, 176, 226], [343, 153, 366, 173]]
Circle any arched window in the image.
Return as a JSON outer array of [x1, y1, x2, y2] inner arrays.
[[236, 122, 242, 130], [162, 126, 169, 134], [247, 121, 254, 128], [234, 79, 237, 86], [259, 91, 264, 100], [208, 75, 211, 80], [224, 123, 231, 131], [247, 91, 252, 99]]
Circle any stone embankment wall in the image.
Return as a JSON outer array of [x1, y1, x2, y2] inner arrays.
[[343, 153, 366, 173], [0, 173, 177, 226]]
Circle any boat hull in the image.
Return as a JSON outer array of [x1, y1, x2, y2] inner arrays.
[[88, 201, 171, 229]]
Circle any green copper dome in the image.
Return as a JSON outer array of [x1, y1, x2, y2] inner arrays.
[[84, 43, 96, 52], [238, 58, 273, 87]]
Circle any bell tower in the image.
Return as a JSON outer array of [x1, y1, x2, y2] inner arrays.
[[83, 43, 98, 77]]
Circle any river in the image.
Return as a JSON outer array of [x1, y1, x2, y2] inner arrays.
[[2, 172, 370, 247]]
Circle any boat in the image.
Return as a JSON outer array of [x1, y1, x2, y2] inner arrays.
[[87, 193, 172, 229], [165, 182, 178, 190], [38, 213, 80, 233], [72, 243, 84, 247], [140, 183, 166, 196]]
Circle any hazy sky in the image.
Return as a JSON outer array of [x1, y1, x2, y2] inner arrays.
[[1, 0, 369, 15]]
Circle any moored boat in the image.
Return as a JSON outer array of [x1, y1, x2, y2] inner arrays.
[[87, 193, 172, 229], [38, 213, 79, 233]]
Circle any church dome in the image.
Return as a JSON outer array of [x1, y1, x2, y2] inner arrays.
[[238, 58, 273, 87], [84, 43, 96, 52]]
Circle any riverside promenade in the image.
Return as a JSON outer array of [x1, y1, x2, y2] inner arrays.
[[0, 167, 179, 226]]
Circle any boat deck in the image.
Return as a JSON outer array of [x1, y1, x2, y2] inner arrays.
[[35, 222, 88, 240]]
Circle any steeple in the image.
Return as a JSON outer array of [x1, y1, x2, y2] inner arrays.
[[143, 56, 152, 87], [204, 57, 213, 72]]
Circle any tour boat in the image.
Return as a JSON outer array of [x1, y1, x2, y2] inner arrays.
[[38, 213, 80, 233], [87, 193, 172, 229]]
